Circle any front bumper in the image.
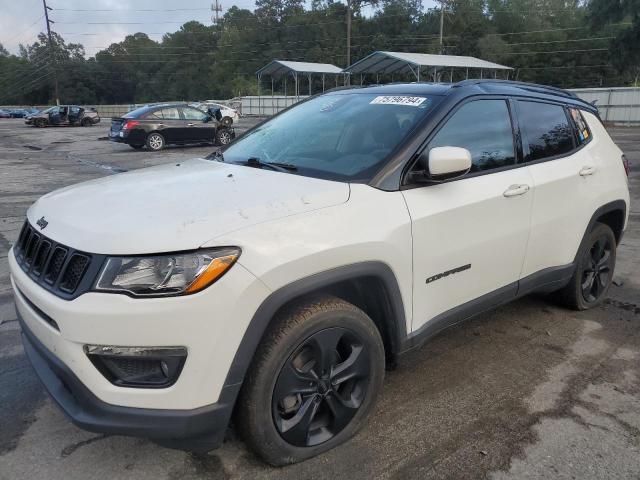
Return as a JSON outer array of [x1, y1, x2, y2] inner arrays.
[[19, 311, 238, 445], [9, 245, 271, 442]]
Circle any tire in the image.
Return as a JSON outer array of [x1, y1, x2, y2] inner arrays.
[[129, 144, 144, 150], [555, 222, 616, 310], [215, 128, 233, 146], [221, 116, 233, 127], [81, 118, 92, 127], [236, 295, 385, 466], [34, 118, 47, 128], [146, 132, 165, 151]]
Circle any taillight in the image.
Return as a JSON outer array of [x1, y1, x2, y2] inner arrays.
[[622, 154, 630, 177], [123, 120, 140, 130]]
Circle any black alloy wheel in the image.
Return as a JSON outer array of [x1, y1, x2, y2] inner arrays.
[[556, 222, 617, 310], [272, 327, 370, 447], [236, 295, 384, 465], [581, 234, 614, 303]]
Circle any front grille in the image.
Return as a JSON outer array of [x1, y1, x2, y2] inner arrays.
[[13, 220, 100, 299]]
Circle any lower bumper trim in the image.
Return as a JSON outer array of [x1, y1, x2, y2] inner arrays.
[[19, 313, 238, 447]]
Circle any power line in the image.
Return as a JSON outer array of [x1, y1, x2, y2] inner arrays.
[[53, 7, 213, 12], [0, 14, 44, 47]]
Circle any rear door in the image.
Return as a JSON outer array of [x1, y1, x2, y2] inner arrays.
[[515, 100, 598, 279], [402, 98, 534, 334], [157, 106, 185, 143], [180, 106, 216, 143]]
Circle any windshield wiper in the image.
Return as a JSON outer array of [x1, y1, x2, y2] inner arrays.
[[246, 157, 297, 172]]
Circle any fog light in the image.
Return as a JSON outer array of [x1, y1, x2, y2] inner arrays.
[[84, 345, 187, 388]]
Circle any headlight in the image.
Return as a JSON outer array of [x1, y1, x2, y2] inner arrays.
[[94, 247, 240, 297]]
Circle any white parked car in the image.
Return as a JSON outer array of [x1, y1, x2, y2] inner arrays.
[[10, 81, 630, 466], [191, 101, 240, 126]]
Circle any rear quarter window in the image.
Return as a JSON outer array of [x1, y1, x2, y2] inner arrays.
[[569, 108, 591, 145], [518, 101, 574, 162]]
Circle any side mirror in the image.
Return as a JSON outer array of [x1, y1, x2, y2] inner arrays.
[[419, 146, 472, 181]]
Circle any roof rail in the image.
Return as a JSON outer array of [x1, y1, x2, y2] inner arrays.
[[453, 79, 580, 101]]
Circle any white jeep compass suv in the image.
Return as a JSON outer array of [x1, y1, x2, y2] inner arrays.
[[10, 80, 630, 465]]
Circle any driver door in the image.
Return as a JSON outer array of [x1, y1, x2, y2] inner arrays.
[[48, 106, 61, 125], [180, 107, 215, 142], [402, 98, 534, 334]]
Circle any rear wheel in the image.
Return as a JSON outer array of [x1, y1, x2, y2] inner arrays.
[[146, 132, 165, 151], [215, 128, 232, 146], [237, 295, 385, 466], [556, 222, 616, 310], [221, 116, 233, 127]]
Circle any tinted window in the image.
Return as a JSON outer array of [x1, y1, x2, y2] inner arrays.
[[161, 107, 180, 120], [428, 100, 515, 172], [519, 101, 574, 161], [569, 108, 591, 145], [222, 93, 435, 181], [182, 107, 208, 121], [144, 109, 163, 120]]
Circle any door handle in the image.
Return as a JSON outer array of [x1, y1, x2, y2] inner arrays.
[[579, 166, 596, 177], [503, 184, 530, 197], [187, 123, 195, 127], [157, 123, 164, 127]]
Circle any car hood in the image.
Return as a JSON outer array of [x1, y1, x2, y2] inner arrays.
[[27, 158, 350, 255]]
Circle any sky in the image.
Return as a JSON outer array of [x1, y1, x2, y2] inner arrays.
[[1, 0, 438, 56]]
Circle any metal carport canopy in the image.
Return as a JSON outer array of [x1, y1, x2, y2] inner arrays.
[[256, 60, 344, 79], [344, 51, 512, 76]]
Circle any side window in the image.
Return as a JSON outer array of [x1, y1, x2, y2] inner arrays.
[[569, 107, 591, 145], [144, 109, 163, 120], [518, 101, 574, 161], [181, 107, 208, 121], [161, 107, 180, 120], [428, 100, 515, 172]]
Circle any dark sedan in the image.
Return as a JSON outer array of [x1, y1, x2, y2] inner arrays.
[[109, 103, 235, 151]]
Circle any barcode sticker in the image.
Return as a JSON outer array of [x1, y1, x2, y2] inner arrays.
[[370, 96, 426, 107]]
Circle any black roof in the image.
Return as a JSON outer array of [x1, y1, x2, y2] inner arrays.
[[330, 80, 596, 113]]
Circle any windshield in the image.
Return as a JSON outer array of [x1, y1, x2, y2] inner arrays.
[[222, 92, 436, 182]]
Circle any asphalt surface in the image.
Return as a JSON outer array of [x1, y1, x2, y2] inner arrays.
[[0, 118, 638, 480]]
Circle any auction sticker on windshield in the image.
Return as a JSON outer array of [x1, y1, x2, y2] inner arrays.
[[370, 96, 427, 107]]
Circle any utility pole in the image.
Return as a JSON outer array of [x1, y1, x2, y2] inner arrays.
[[346, 0, 352, 67], [42, 0, 59, 105], [211, 0, 223, 25], [439, 0, 445, 55]]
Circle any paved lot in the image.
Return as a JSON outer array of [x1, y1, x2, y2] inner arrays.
[[0, 118, 639, 480]]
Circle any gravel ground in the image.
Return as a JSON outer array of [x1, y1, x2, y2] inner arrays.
[[0, 118, 638, 480]]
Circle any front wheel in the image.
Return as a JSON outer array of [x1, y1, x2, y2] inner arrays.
[[236, 295, 385, 466], [146, 132, 165, 151], [556, 222, 617, 310], [34, 118, 47, 128], [81, 118, 92, 127]]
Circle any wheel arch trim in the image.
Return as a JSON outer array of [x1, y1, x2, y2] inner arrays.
[[223, 261, 408, 387], [578, 200, 627, 257]]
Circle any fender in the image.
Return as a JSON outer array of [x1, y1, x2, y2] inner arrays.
[[576, 199, 627, 251], [222, 261, 408, 388]]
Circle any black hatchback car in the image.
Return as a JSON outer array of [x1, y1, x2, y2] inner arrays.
[[109, 103, 235, 151]]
